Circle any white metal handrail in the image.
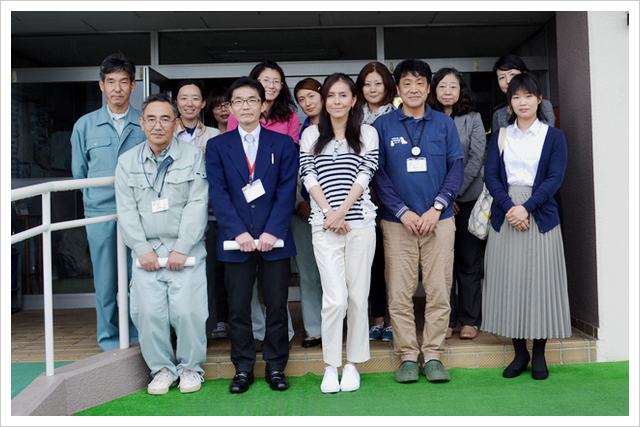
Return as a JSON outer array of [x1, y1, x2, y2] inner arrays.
[[11, 176, 130, 377]]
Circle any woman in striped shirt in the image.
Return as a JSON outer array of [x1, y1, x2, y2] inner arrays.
[[299, 73, 379, 394]]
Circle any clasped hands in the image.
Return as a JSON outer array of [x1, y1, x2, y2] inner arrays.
[[235, 231, 279, 252], [400, 208, 441, 237], [138, 250, 188, 271], [322, 207, 351, 235], [506, 205, 530, 231]]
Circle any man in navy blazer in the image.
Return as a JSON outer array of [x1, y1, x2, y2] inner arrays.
[[206, 77, 298, 393]]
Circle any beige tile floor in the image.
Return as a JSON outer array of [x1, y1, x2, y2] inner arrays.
[[11, 301, 597, 380]]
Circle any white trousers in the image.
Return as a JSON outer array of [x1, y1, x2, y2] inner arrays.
[[312, 226, 375, 367]]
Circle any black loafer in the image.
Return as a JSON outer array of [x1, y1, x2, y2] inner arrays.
[[532, 369, 549, 380], [230, 371, 254, 393], [502, 364, 528, 378], [301, 336, 322, 348], [265, 369, 289, 391]]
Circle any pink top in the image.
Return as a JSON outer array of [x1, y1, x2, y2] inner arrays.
[[228, 112, 300, 144]]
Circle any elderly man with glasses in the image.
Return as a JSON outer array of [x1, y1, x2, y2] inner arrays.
[[115, 93, 209, 395]]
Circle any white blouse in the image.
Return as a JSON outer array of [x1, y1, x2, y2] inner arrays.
[[503, 119, 549, 186]]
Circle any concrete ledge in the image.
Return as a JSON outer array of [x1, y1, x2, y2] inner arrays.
[[12, 343, 150, 416]]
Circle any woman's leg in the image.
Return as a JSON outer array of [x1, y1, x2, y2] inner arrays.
[[503, 338, 530, 378]]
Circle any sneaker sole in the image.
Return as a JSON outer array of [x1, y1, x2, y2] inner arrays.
[[148, 387, 169, 395], [321, 386, 340, 393], [340, 385, 360, 392], [381, 338, 393, 342], [179, 384, 202, 393]]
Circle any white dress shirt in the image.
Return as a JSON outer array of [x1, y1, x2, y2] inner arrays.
[[237, 124, 261, 160], [504, 119, 549, 186]]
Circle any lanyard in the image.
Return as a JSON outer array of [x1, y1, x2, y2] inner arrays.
[[245, 154, 256, 183], [401, 120, 427, 157], [141, 148, 173, 198]]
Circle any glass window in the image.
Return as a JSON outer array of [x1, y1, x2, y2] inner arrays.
[[12, 33, 150, 68], [159, 28, 377, 64], [384, 25, 545, 59]]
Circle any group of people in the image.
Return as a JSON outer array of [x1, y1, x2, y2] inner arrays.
[[71, 51, 571, 396]]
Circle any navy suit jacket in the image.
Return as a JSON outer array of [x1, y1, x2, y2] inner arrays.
[[206, 126, 298, 262]]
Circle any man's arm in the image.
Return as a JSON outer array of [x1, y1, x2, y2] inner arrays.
[[172, 149, 209, 256], [70, 122, 88, 180], [114, 157, 158, 270]]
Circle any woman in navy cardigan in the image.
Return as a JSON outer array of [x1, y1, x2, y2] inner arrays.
[[482, 73, 571, 380]]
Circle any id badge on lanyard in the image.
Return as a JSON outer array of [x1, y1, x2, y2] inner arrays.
[[242, 152, 265, 203], [407, 157, 427, 172]]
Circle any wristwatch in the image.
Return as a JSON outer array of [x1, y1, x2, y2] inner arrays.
[[433, 201, 445, 212], [322, 207, 331, 216]]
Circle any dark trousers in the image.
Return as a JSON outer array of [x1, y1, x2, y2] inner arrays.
[[369, 225, 387, 319], [450, 200, 486, 328], [205, 222, 227, 333], [225, 254, 290, 372]]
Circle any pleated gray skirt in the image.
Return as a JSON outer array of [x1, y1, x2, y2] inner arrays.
[[481, 185, 572, 339]]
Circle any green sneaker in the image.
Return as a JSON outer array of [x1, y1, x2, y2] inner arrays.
[[422, 360, 451, 382], [395, 361, 420, 383]]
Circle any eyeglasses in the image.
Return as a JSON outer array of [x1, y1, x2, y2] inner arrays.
[[258, 78, 282, 87], [213, 102, 230, 111], [231, 98, 261, 107], [143, 117, 175, 127]]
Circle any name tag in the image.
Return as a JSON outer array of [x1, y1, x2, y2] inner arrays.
[[407, 157, 427, 172], [242, 179, 266, 203], [152, 198, 169, 213]]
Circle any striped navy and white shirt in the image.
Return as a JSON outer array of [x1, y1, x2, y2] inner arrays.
[[299, 124, 379, 232]]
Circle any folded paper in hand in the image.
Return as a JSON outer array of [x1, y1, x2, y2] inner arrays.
[[223, 239, 285, 251], [135, 257, 196, 268]]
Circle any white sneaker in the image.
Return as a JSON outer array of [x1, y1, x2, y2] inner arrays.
[[340, 363, 361, 392], [148, 370, 177, 395], [179, 370, 204, 393], [320, 366, 340, 393]]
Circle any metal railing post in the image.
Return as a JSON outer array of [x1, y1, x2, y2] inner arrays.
[[117, 225, 130, 349], [42, 192, 55, 376]]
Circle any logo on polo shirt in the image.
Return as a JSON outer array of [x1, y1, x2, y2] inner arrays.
[[390, 136, 409, 147]]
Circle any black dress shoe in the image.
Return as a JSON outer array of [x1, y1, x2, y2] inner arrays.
[[532, 369, 549, 380], [503, 364, 528, 378], [265, 369, 290, 391], [301, 336, 322, 348], [230, 371, 254, 393]]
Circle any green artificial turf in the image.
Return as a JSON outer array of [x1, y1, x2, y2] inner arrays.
[[11, 362, 72, 399], [74, 361, 629, 416]]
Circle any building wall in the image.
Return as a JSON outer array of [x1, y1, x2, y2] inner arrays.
[[556, 12, 599, 332], [587, 11, 629, 362]]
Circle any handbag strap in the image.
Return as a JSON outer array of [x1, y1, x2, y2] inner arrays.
[[498, 127, 507, 154]]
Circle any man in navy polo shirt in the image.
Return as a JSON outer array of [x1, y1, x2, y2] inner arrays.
[[372, 59, 464, 384]]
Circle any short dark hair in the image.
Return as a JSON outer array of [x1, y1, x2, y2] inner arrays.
[[427, 67, 476, 116], [141, 93, 179, 118], [205, 86, 229, 126], [174, 80, 205, 101], [506, 73, 548, 125], [228, 77, 266, 103], [393, 59, 433, 85], [492, 54, 530, 82], [99, 53, 136, 82], [355, 61, 396, 106]]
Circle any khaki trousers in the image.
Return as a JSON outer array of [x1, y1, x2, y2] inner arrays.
[[381, 218, 455, 362]]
